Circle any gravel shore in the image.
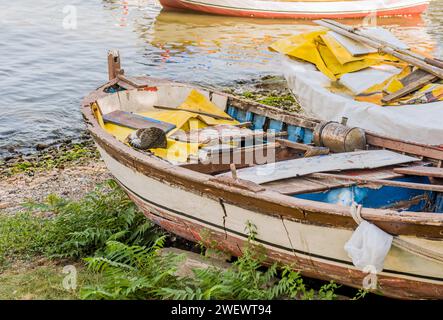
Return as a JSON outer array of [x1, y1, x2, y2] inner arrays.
[[0, 158, 111, 215]]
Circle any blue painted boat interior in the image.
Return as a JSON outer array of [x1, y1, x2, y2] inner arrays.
[[226, 105, 314, 144], [293, 176, 443, 214], [226, 105, 443, 214]]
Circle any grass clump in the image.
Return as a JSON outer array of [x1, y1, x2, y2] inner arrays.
[[0, 261, 101, 300], [0, 180, 159, 265], [240, 91, 300, 112], [80, 224, 339, 300], [258, 94, 297, 108]]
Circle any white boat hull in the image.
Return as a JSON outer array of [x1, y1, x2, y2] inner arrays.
[[97, 143, 443, 299]]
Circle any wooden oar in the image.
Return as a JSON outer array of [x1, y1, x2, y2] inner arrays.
[[382, 73, 437, 104], [315, 19, 443, 80], [319, 19, 443, 70], [154, 105, 233, 121]]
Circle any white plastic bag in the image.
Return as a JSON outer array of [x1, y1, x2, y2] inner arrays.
[[344, 220, 393, 273]]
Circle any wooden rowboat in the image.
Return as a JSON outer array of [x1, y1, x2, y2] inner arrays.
[[82, 52, 443, 299], [159, 0, 430, 19]]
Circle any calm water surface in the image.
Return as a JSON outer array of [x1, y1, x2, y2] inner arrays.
[[1, 0, 442, 158]]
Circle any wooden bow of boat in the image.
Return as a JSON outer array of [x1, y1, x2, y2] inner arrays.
[[81, 52, 443, 299]]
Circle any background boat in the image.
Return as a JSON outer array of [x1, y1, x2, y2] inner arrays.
[[159, 0, 430, 19], [275, 21, 443, 146]]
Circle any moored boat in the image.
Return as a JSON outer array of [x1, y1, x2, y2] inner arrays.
[[159, 0, 430, 19], [272, 20, 443, 146], [82, 51, 443, 299]]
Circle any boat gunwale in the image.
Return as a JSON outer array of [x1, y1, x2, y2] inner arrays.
[[81, 76, 443, 240]]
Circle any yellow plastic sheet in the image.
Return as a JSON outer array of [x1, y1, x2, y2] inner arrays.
[[317, 42, 378, 78], [179, 89, 238, 126], [402, 83, 443, 104], [150, 140, 201, 163], [270, 30, 336, 80], [355, 66, 411, 105], [92, 103, 105, 128], [270, 30, 401, 81], [270, 30, 437, 107], [320, 33, 363, 65]]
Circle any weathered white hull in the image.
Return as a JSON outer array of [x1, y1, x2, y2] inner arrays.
[[97, 144, 443, 298]]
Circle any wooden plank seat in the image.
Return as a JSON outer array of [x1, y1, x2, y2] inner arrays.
[[394, 166, 443, 179], [217, 150, 418, 184], [264, 168, 403, 195], [102, 110, 176, 132], [182, 142, 301, 175]]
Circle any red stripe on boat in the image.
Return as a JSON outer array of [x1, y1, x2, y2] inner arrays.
[[159, 0, 429, 19]]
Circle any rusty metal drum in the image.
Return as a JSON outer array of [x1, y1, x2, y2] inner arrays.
[[313, 121, 366, 153]]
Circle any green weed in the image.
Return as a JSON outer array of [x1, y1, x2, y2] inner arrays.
[[80, 222, 339, 300], [0, 180, 160, 265]]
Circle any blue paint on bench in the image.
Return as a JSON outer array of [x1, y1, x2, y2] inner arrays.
[[252, 115, 266, 130], [235, 110, 254, 123], [269, 120, 283, 132], [435, 193, 443, 213], [287, 125, 304, 142], [246, 112, 254, 122], [236, 110, 247, 122], [303, 129, 314, 144], [227, 106, 238, 119]]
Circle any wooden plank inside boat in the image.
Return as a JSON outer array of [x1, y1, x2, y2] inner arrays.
[[265, 168, 403, 195], [382, 73, 437, 104], [182, 143, 299, 175], [102, 110, 176, 132], [394, 166, 443, 179], [217, 150, 418, 184]]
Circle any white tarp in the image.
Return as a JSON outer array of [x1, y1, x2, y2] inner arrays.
[[339, 65, 402, 95], [282, 57, 443, 145]]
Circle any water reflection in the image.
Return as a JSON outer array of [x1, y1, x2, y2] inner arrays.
[[135, 10, 437, 85]]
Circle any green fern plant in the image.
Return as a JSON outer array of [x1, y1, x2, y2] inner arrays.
[[38, 180, 159, 258], [80, 237, 187, 300], [0, 179, 160, 264], [80, 220, 339, 300]]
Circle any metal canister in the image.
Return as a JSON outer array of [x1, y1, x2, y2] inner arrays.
[[313, 121, 366, 153]]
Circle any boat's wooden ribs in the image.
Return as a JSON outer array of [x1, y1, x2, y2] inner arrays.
[[394, 166, 443, 179], [366, 133, 443, 161]]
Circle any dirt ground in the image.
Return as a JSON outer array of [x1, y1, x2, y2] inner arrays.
[[0, 159, 111, 215]]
